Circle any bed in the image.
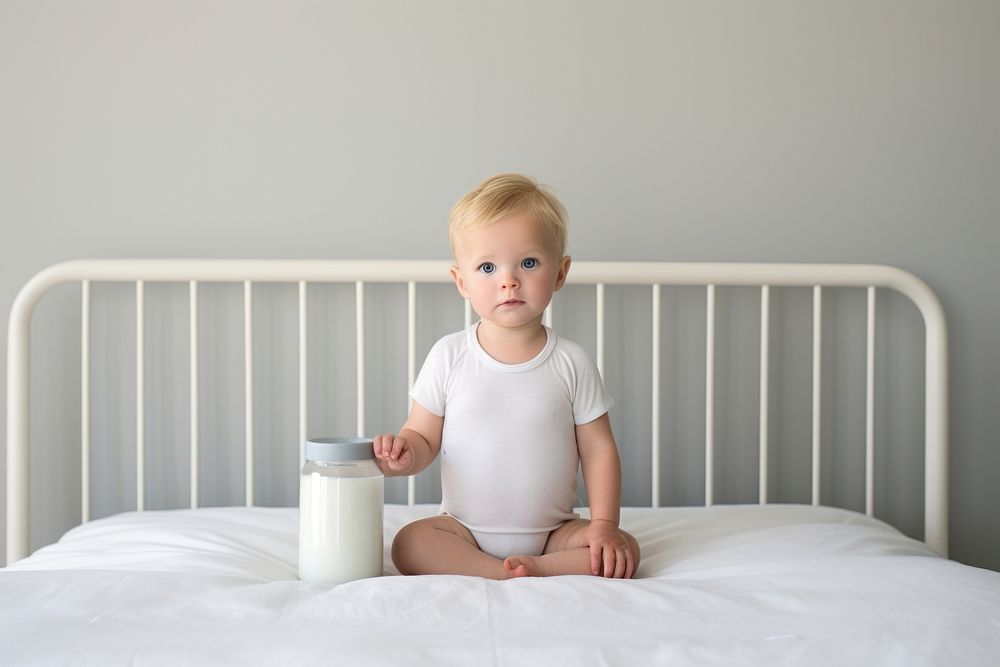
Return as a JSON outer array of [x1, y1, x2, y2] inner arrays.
[[3, 259, 999, 665]]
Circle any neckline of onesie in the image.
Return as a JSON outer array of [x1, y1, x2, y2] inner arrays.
[[467, 321, 556, 372]]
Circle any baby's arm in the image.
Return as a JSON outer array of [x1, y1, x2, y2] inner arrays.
[[373, 402, 443, 477], [577, 413, 636, 578]]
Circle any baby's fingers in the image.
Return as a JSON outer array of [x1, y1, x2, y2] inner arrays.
[[603, 546, 618, 579], [372, 435, 390, 459], [612, 546, 627, 579], [389, 436, 409, 461], [589, 544, 602, 576], [625, 546, 636, 579]]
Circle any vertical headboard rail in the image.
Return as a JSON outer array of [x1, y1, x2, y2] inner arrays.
[[6, 260, 948, 564]]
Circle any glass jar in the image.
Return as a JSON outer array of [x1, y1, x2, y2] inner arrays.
[[298, 437, 384, 585]]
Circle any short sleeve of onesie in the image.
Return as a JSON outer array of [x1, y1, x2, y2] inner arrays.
[[560, 340, 614, 426], [408, 335, 454, 417]]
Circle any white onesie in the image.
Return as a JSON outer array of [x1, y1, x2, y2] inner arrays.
[[409, 323, 613, 559]]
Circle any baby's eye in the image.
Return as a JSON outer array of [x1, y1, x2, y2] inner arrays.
[[521, 258, 538, 269], [478, 262, 496, 274]]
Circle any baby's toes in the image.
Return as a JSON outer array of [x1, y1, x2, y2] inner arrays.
[[502, 557, 533, 579]]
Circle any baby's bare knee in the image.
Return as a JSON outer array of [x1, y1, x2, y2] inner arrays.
[[391, 522, 422, 574]]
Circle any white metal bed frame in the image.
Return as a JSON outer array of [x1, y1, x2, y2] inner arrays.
[[5, 260, 949, 564]]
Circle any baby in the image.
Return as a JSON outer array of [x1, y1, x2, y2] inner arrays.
[[373, 173, 640, 580]]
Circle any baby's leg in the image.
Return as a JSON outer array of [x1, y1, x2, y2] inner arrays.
[[503, 519, 641, 578], [502, 519, 593, 577], [392, 515, 528, 580]]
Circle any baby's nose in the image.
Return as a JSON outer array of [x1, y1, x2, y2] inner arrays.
[[500, 275, 519, 289]]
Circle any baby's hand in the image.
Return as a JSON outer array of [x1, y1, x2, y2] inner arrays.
[[372, 434, 415, 476], [583, 520, 636, 579]]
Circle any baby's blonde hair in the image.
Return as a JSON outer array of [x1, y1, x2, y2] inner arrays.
[[449, 173, 568, 258]]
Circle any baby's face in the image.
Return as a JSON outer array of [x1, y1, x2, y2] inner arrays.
[[450, 213, 569, 331]]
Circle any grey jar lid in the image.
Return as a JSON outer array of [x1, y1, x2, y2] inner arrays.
[[305, 437, 375, 462]]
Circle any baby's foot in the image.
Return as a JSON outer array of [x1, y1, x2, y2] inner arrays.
[[501, 556, 538, 579]]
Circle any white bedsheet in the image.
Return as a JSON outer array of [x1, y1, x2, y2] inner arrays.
[[2, 504, 999, 665]]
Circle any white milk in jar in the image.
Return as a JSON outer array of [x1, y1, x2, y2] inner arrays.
[[298, 437, 383, 585]]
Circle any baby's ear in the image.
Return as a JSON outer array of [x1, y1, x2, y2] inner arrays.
[[554, 256, 572, 291], [449, 265, 469, 299]]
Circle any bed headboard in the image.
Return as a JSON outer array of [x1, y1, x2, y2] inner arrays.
[[5, 260, 948, 564]]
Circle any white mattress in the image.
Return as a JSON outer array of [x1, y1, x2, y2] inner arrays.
[[2, 504, 999, 665]]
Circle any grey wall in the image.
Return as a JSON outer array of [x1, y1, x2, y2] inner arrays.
[[1, 1, 997, 570]]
